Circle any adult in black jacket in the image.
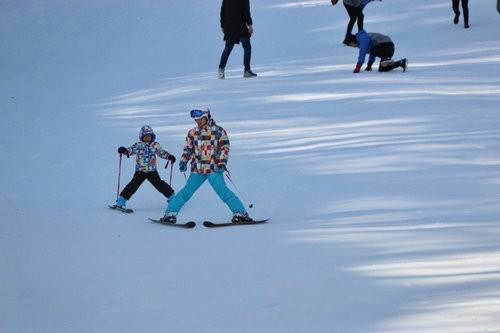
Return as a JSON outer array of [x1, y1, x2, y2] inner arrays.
[[218, 0, 257, 79]]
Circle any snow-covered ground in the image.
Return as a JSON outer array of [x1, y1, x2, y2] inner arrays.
[[1, 0, 500, 332]]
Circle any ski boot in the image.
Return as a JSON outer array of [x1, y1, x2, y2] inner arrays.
[[243, 70, 257, 78], [114, 196, 127, 209], [401, 58, 408, 72], [159, 213, 177, 224], [218, 68, 225, 80], [232, 213, 254, 224]]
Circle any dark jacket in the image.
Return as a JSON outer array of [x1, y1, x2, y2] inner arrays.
[[220, 0, 253, 43]]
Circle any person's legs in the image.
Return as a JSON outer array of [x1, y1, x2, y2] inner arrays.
[[344, 3, 358, 39], [219, 40, 235, 70], [165, 173, 206, 214], [146, 171, 174, 198], [372, 42, 395, 62], [462, 0, 469, 27], [379, 59, 405, 72], [120, 171, 147, 200], [452, 0, 460, 23], [207, 172, 246, 214], [241, 37, 252, 71], [356, 6, 364, 32], [375, 42, 405, 72]]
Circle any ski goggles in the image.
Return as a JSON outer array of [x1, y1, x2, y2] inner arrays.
[[190, 108, 209, 119]]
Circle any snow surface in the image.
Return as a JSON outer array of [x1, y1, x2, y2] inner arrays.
[[1, 0, 500, 332]]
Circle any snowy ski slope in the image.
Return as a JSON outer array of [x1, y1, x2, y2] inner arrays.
[[1, 0, 500, 332]]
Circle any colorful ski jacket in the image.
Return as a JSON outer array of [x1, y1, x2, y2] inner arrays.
[[180, 118, 230, 174], [126, 125, 172, 172], [356, 30, 393, 65]]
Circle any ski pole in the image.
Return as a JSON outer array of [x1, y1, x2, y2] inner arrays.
[[169, 162, 174, 186], [224, 169, 254, 209], [165, 161, 174, 186], [165, 160, 170, 179], [116, 153, 123, 200]]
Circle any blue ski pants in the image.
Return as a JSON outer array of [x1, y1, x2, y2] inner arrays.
[[165, 172, 246, 214]]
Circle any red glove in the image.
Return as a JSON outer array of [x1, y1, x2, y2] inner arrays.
[[353, 63, 362, 73]]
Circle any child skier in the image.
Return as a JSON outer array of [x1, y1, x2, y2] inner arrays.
[[346, 30, 407, 73], [158, 107, 253, 224], [112, 125, 176, 209]]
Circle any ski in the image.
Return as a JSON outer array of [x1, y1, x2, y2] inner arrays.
[[203, 219, 269, 228], [148, 218, 196, 229], [109, 205, 134, 214]]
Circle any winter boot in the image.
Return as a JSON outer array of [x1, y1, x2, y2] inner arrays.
[[454, 14, 459, 24], [379, 59, 406, 72], [115, 196, 127, 208], [401, 58, 408, 72], [243, 70, 257, 78], [218, 68, 225, 80], [232, 213, 253, 224], [159, 213, 177, 224]]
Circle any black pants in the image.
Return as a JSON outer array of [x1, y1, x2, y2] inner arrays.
[[120, 171, 174, 200], [452, 0, 469, 25], [219, 37, 252, 71], [344, 3, 364, 37], [370, 42, 404, 72], [371, 42, 395, 62]]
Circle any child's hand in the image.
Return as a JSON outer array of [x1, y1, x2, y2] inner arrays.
[[118, 147, 129, 157], [168, 155, 176, 163], [179, 162, 187, 172]]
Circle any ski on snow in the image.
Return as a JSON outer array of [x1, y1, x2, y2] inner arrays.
[[203, 219, 269, 228], [109, 205, 134, 214], [148, 218, 196, 229]]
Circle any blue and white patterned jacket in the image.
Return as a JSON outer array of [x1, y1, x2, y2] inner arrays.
[[126, 125, 171, 172]]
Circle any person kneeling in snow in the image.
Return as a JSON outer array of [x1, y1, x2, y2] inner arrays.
[[346, 30, 407, 73], [113, 125, 176, 209], [160, 107, 253, 224]]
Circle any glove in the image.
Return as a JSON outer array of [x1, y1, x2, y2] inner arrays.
[[167, 155, 176, 163], [118, 147, 129, 157], [353, 63, 362, 73], [217, 164, 227, 173], [179, 162, 187, 172]]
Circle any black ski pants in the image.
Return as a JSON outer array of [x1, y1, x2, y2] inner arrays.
[[452, 0, 469, 25], [371, 42, 395, 62], [344, 3, 364, 37], [370, 42, 404, 72], [120, 171, 174, 200], [219, 37, 252, 71]]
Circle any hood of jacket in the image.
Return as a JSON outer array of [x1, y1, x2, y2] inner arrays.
[[139, 125, 156, 142]]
